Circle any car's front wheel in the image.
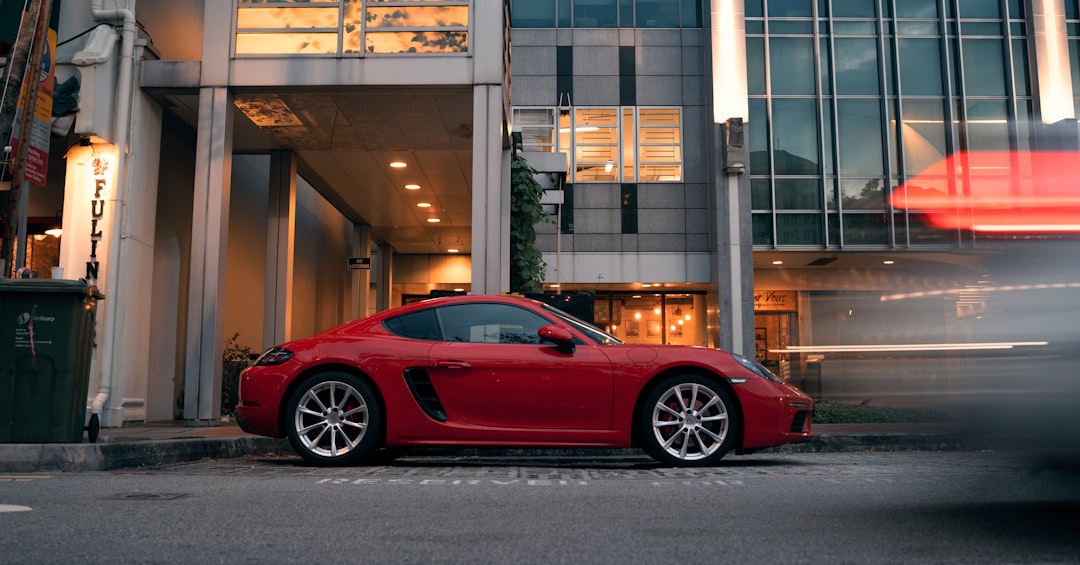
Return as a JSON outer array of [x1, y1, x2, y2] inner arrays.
[[285, 371, 383, 466], [639, 374, 738, 467]]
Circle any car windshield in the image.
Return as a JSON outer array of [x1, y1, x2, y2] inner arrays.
[[540, 303, 623, 345]]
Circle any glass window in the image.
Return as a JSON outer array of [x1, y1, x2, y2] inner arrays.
[[752, 213, 774, 245], [638, 108, 683, 181], [898, 38, 943, 96], [776, 213, 824, 244], [751, 178, 772, 209], [575, 108, 620, 181], [512, 0, 557, 27], [837, 99, 884, 176], [958, 0, 1001, 19], [636, 0, 680, 27], [771, 99, 820, 175], [962, 39, 1006, 96], [681, 0, 703, 27], [750, 99, 770, 175], [745, 0, 764, 18], [775, 179, 822, 210], [435, 304, 551, 344], [620, 0, 635, 26], [514, 108, 557, 152], [831, 0, 875, 18], [965, 99, 1010, 153], [894, 0, 938, 19], [841, 178, 886, 209], [384, 309, 441, 340], [770, 37, 816, 95], [834, 38, 880, 95], [575, 0, 618, 27], [1012, 38, 1029, 97], [842, 212, 890, 244], [767, 0, 812, 18], [746, 38, 767, 95], [558, 0, 573, 27], [900, 100, 947, 175]]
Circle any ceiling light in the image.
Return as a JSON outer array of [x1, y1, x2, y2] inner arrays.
[[772, 260, 783, 265], [389, 161, 407, 168], [405, 184, 421, 190], [417, 202, 432, 208], [447, 248, 459, 253], [604, 161, 614, 173], [426, 218, 441, 223], [453, 287, 465, 292], [883, 260, 895, 265]]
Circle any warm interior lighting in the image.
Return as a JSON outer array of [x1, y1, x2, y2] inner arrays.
[[653, 307, 661, 315], [405, 184, 421, 190], [453, 287, 465, 292], [771, 260, 783, 265], [45, 226, 63, 238], [389, 161, 407, 168], [604, 161, 614, 173], [634, 312, 642, 320], [774, 341, 1048, 353], [447, 248, 459, 253], [426, 218, 441, 223], [685, 314, 692, 321], [883, 260, 895, 265], [417, 202, 432, 208]]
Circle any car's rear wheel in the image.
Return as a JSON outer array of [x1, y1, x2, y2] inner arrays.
[[286, 371, 383, 466], [639, 374, 738, 467]]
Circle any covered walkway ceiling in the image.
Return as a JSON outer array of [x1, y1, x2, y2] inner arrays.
[[167, 86, 475, 255]]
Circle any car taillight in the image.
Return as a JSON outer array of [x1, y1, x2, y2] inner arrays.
[[254, 346, 293, 366]]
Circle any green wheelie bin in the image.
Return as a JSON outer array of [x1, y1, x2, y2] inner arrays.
[[0, 279, 103, 443]]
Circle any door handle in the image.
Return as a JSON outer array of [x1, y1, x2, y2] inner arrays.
[[436, 360, 471, 369]]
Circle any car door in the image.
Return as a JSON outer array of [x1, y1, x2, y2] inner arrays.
[[426, 303, 614, 430]]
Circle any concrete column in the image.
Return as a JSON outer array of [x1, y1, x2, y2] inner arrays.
[[375, 244, 393, 312], [708, 122, 755, 357], [470, 83, 511, 294], [350, 224, 371, 320], [264, 150, 297, 346], [183, 86, 233, 425]]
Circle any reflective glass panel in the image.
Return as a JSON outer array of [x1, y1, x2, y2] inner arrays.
[[752, 213, 774, 245], [894, 0, 938, 19], [775, 179, 822, 210], [637, 0, 680, 27], [767, 0, 812, 18], [961, 39, 1006, 96], [770, 37, 816, 95], [574, 0, 618, 27], [898, 38, 943, 96], [752, 178, 772, 209], [842, 212, 890, 244], [512, 0, 557, 27], [958, 0, 1001, 18], [750, 99, 770, 175], [747, 37, 767, 95], [367, 6, 469, 27], [900, 100, 947, 176], [771, 99, 820, 175], [366, 31, 468, 53], [837, 99, 884, 176], [831, 0, 875, 18], [841, 178, 886, 210], [776, 213, 824, 244], [834, 38, 880, 95], [681, 0, 703, 27]]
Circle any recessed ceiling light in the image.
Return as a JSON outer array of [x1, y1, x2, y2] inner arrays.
[[883, 260, 895, 265], [389, 161, 407, 168], [405, 184, 421, 190], [447, 248, 459, 253], [453, 287, 465, 292], [417, 202, 432, 208], [772, 260, 783, 265], [426, 218, 441, 223]]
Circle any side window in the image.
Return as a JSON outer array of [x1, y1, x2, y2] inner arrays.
[[435, 304, 552, 344], [383, 309, 441, 341]]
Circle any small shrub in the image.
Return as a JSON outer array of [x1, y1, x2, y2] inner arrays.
[[221, 333, 254, 417], [813, 401, 953, 424]]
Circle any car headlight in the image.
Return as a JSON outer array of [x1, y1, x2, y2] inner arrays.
[[731, 353, 784, 384], [253, 346, 294, 366]]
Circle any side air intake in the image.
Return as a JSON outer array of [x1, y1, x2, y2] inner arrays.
[[404, 368, 447, 422]]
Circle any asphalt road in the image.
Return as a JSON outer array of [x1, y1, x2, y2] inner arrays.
[[2, 451, 1079, 564]]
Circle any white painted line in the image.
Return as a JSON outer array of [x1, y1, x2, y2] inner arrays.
[[0, 504, 32, 513]]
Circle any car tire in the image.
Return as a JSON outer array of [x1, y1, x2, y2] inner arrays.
[[639, 374, 738, 467], [286, 371, 384, 466]]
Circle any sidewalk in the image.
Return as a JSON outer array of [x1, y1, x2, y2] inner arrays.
[[0, 421, 978, 473]]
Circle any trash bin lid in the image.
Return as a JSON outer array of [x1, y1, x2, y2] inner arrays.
[[0, 279, 92, 294]]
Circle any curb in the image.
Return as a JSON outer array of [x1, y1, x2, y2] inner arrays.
[[0, 431, 979, 472]]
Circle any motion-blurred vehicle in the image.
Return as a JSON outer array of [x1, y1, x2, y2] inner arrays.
[[236, 294, 813, 467]]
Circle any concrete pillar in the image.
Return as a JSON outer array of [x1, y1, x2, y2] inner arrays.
[[183, 86, 233, 425], [264, 150, 296, 346], [350, 224, 371, 320], [470, 83, 511, 294], [375, 244, 393, 312]]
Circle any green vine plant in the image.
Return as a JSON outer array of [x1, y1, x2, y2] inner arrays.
[[509, 153, 551, 294]]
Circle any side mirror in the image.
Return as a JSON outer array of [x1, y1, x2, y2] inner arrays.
[[538, 324, 576, 354]]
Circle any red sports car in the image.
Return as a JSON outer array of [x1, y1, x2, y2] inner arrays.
[[236, 295, 813, 467]]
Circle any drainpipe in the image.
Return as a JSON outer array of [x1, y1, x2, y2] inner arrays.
[[88, 0, 137, 421]]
